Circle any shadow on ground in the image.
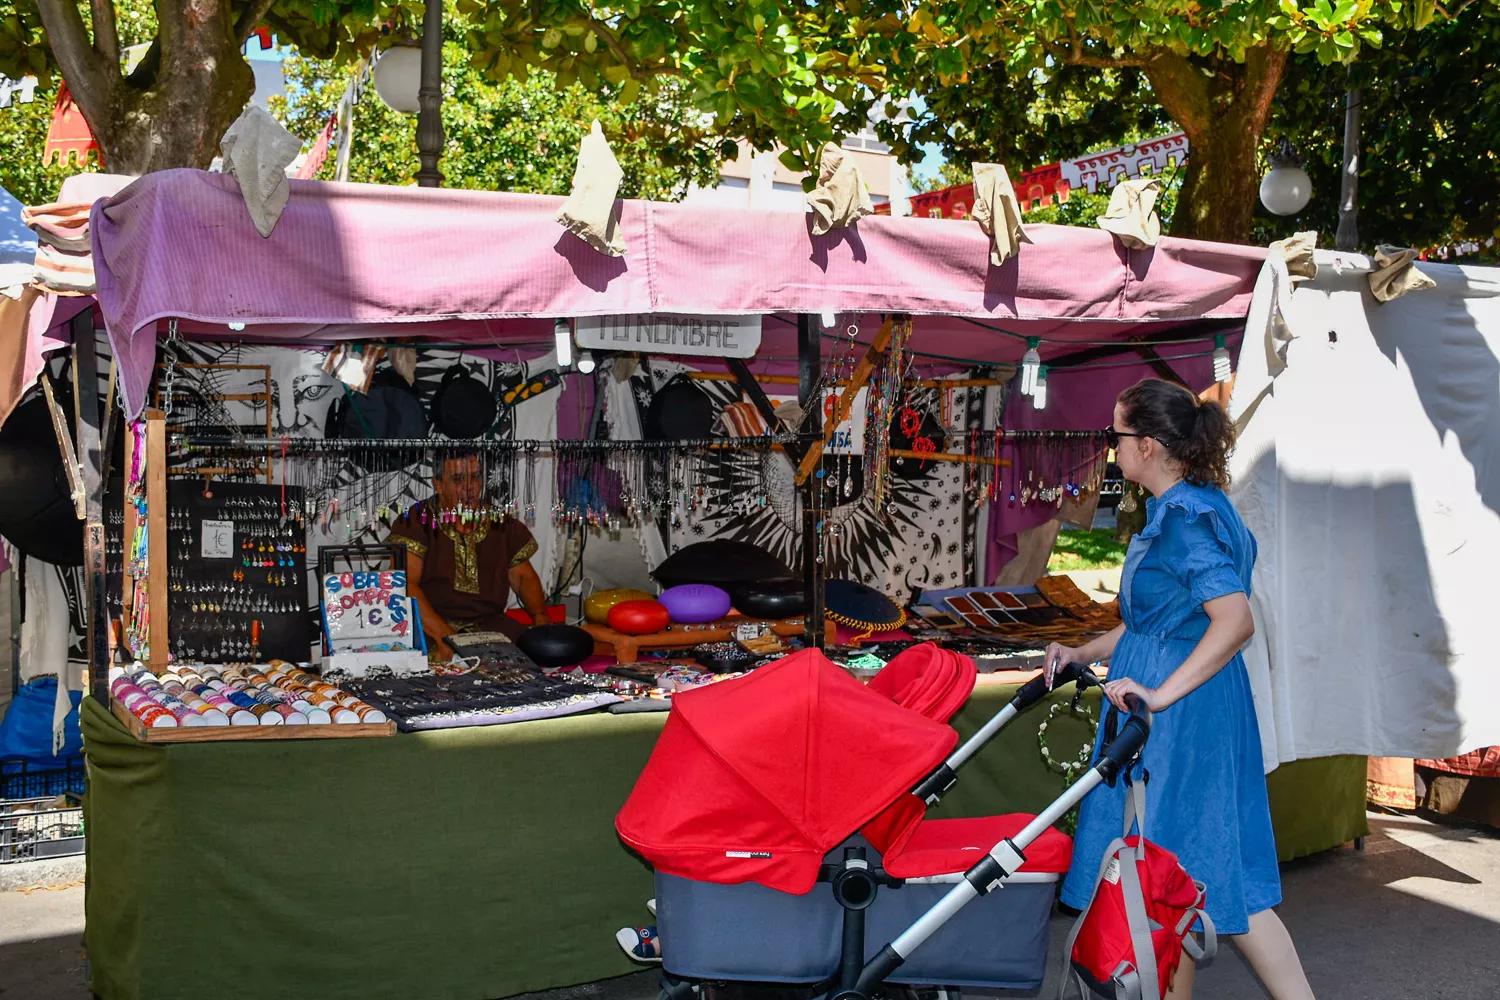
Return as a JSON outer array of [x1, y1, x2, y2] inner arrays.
[[0, 932, 88, 1000], [509, 815, 1500, 1000]]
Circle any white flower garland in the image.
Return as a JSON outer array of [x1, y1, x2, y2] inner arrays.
[[1037, 695, 1099, 781]]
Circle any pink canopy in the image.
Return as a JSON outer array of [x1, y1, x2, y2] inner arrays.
[[89, 169, 1265, 418]]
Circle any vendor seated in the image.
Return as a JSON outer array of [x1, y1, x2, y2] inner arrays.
[[387, 453, 549, 659]]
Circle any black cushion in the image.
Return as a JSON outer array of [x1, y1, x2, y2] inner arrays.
[[731, 578, 806, 619], [653, 540, 794, 589]]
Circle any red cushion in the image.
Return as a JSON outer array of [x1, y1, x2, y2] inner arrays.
[[882, 813, 1073, 879]]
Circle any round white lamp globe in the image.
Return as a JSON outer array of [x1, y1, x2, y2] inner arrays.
[[1259, 166, 1312, 216], [1259, 138, 1312, 217], [373, 45, 423, 115]]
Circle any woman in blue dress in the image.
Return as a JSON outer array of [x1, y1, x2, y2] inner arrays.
[[1044, 379, 1314, 999]]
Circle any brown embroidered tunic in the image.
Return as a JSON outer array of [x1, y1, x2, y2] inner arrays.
[[387, 500, 538, 640]]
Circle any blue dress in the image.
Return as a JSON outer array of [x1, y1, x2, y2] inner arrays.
[[1058, 481, 1281, 935]]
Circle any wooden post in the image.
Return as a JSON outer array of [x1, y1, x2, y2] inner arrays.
[[798, 315, 824, 651], [71, 316, 111, 703], [794, 317, 894, 486], [144, 409, 169, 669]]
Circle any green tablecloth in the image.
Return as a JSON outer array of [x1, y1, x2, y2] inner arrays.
[[81, 685, 1365, 1000]]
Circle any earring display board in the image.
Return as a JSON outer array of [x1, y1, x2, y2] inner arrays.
[[164, 480, 313, 664]]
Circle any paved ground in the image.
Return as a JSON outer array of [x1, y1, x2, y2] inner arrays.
[[2, 811, 1496, 1000]]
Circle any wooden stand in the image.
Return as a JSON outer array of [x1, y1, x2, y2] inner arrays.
[[110, 696, 395, 742], [582, 616, 834, 664]]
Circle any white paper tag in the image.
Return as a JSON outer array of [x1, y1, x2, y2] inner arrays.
[[1103, 856, 1121, 885], [734, 622, 766, 641], [201, 520, 234, 559]]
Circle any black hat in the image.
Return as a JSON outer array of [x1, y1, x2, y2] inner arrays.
[[645, 374, 715, 441], [430, 363, 497, 439]]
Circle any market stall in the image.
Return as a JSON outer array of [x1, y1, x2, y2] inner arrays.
[[4, 169, 1369, 999]]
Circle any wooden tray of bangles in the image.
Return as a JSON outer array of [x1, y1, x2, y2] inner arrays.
[[109, 696, 397, 742]]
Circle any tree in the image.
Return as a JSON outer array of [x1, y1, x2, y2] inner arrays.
[[271, 45, 723, 198], [0, 0, 898, 179], [897, 2, 1497, 253], [1257, 0, 1500, 255], [875, 1, 1423, 244]]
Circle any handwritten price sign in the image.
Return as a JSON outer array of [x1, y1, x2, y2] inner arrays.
[[323, 570, 412, 642]]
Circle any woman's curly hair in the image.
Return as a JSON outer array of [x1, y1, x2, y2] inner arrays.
[[1117, 379, 1236, 489]]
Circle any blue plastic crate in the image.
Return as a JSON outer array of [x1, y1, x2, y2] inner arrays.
[[0, 758, 86, 800]]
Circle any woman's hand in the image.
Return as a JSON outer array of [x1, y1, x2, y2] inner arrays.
[[1103, 678, 1170, 713], [1043, 643, 1083, 689]]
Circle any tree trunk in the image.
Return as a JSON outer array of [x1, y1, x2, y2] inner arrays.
[[37, 0, 259, 174], [1144, 46, 1289, 245]]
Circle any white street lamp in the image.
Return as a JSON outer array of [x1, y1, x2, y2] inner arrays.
[[1259, 138, 1312, 217], [373, 42, 422, 114]]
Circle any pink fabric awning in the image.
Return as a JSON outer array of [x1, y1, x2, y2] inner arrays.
[[90, 169, 1265, 417]]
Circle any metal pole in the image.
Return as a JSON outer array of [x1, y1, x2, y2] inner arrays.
[[414, 0, 444, 188], [71, 316, 110, 704], [798, 315, 824, 650], [1336, 88, 1361, 253]]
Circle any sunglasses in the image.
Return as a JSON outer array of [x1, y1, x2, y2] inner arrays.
[[1103, 427, 1147, 450]]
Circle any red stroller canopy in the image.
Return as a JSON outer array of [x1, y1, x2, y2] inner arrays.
[[867, 643, 977, 723], [616, 649, 959, 894]]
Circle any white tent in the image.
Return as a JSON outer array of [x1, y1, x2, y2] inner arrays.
[[1230, 249, 1500, 768]]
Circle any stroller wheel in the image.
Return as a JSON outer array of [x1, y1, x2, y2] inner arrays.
[[659, 975, 699, 1000]]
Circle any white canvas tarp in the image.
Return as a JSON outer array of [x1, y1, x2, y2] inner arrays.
[[1230, 249, 1500, 767]]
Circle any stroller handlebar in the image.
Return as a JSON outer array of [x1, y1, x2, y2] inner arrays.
[[1096, 694, 1153, 784], [1011, 661, 1100, 712]]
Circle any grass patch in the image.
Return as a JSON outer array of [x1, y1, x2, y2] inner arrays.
[[1048, 528, 1128, 572]]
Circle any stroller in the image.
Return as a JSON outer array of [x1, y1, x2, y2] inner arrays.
[[616, 644, 1152, 999]]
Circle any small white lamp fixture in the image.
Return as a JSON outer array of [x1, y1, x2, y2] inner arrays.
[[1020, 338, 1041, 396], [554, 318, 574, 368], [820, 309, 838, 329], [1259, 138, 1312, 217], [577, 350, 597, 374], [372, 42, 423, 115], [1031, 366, 1048, 410], [1212, 335, 1233, 383]]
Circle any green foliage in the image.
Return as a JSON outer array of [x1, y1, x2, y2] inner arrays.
[[1048, 529, 1129, 572], [271, 39, 723, 198], [901, 64, 1176, 183], [0, 88, 79, 204], [0, 0, 1462, 241], [1254, 1, 1500, 256]]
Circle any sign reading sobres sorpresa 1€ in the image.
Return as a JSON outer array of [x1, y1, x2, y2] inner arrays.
[[574, 314, 763, 358]]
